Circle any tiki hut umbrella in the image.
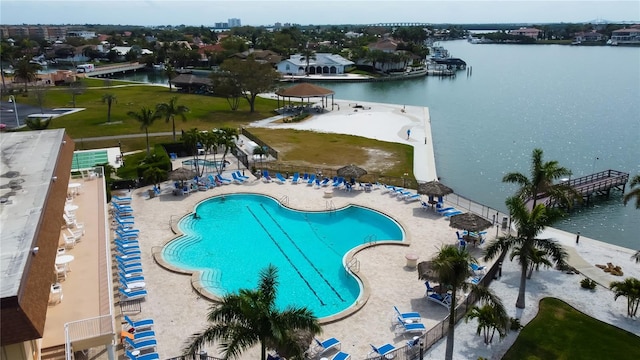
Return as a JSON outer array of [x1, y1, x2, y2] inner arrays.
[[417, 260, 439, 282], [168, 167, 196, 187], [449, 212, 493, 234], [417, 180, 454, 205], [336, 164, 367, 179]]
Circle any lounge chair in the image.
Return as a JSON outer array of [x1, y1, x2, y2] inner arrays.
[[291, 172, 301, 184], [436, 206, 454, 214], [370, 343, 396, 357], [116, 245, 141, 256], [424, 281, 438, 295], [124, 315, 154, 331], [395, 189, 411, 198], [233, 171, 249, 180], [119, 263, 144, 276], [426, 292, 452, 309], [467, 276, 481, 285], [119, 272, 144, 284], [332, 177, 344, 188], [231, 172, 246, 184], [131, 330, 156, 342], [319, 177, 330, 187], [331, 352, 351, 360], [403, 193, 422, 202], [314, 337, 341, 355], [393, 306, 421, 322], [470, 263, 486, 275], [443, 210, 463, 218], [116, 254, 141, 264], [275, 173, 287, 184], [307, 174, 316, 186], [112, 195, 132, 205], [63, 233, 76, 249], [420, 201, 430, 211], [123, 337, 157, 352], [262, 170, 273, 182], [396, 316, 427, 334], [120, 287, 148, 302], [215, 174, 232, 185], [125, 350, 160, 360]]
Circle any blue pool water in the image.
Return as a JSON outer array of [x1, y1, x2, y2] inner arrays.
[[162, 193, 404, 318], [182, 158, 225, 169]]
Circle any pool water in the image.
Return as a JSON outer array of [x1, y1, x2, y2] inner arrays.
[[162, 193, 404, 318], [182, 158, 225, 169]]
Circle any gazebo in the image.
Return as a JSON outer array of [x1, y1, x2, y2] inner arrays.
[[169, 74, 212, 93], [275, 83, 335, 112]]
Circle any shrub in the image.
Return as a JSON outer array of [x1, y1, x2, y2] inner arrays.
[[509, 317, 523, 331], [581, 278, 597, 290]]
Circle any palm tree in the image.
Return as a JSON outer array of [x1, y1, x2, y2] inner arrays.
[[102, 93, 117, 123], [484, 196, 567, 309], [623, 174, 640, 209], [164, 63, 177, 92], [431, 244, 475, 360], [182, 265, 321, 360], [609, 277, 640, 318], [510, 245, 553, 279], [300, 46, 316, 75], [217, 127, 239, 169], [464, 284, 509, 345], [156, 96, 189, 141], [127, 107, 161, 156], [13, 57, 41, 93], [503, 148, 576, 209]]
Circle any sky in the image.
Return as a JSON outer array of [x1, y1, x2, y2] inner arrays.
[[1, 0, 638, 27]]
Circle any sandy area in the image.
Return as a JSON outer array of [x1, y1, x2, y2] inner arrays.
[[118, 99, 638, 360]]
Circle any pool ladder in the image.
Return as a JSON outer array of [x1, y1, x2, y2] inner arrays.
[[280, 195, 289, 205], [325, 200, 336, 214], [347, 257, 360, 274], [364, 234, 377, 245]]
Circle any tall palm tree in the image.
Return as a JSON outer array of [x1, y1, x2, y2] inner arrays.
[[510, 245, 553, 279], [217, 127, 239, 171], [101, 93, 117, 123], [182, 265, 321, 360], [13, 57, 41, 93], [464, 284, 509, 345], [609, 277, 640, 318], [432, 244, 475, 360], [127, 107, 161, 156], [503, 148, 576, 209], [156, 96, 189, 141], [623, 174, 640, 209], [484, 196, 567, 309]]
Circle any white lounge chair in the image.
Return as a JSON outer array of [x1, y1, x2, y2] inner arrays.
[[426, 292, 452, 309]]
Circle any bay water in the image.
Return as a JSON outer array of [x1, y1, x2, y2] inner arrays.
[[113, 41, 640, 250]]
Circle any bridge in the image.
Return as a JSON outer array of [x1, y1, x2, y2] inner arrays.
[[530, 169, 630, 209], [364, 22, 433, 27], [82, 62, 146, 78]]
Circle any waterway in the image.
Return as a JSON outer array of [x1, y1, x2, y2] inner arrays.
[[111, 41, 640, 250]]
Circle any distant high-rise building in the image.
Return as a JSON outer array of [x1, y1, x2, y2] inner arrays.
[[228, 18, 241, 28]]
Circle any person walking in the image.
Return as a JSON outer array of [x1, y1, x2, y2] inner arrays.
[[407, 129, 411, 139]]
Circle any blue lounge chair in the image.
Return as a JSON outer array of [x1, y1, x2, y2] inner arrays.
[[393, 306, 421, 322], [404, 193, 421, 202], [396, 316, 427, 334], [302, 173, 309, 182], [124, 337, 157, 352], [424, 281, 438, 295], [120, 272, 144, 284], [124, 315, 154, 331], [116, 254, 141, 264], [307, 174, 316, 186], [370, 343, 396, 357], [275, 173, 287, 184], [444, 210, 463, 218], [332, 177, 344, 188], [231, 172, 246, 184], [116, 245, 141, 256], [112, 195, 132, 205], [131, 330, 156, 341], [262, 170, 273, 182], [314, 337, 341, 355], [233, 171, 249, 180], [331, 352, 350, 360], [426, 292, 452, 309], [119, 263, 143, 276], [470, 263, 486, 275], [420, 201, 430, 210], [319, 177, 330, 187], [291, 172, 301, 184], [125, 350, 160, 360], [216, 174, 233, 184], [120, 287, 148, 302]]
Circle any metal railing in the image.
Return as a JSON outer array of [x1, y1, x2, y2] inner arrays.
[[64, 314, 114, 345]]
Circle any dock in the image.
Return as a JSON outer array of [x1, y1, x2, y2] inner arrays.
[[531, 169, 630, 208], [82, 62, 146, 78]]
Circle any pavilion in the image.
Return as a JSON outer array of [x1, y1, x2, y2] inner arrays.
[[275, 83, 335, 112]]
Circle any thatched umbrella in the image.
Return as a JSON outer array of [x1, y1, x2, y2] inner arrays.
[[336, 164, 367, 179], [168, 167, 196, 187], [417, 180, 454, 205], [449, 212, 492, 234], [417, 260, 439, 282]]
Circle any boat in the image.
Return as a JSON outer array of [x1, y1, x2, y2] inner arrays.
[[428, 43, 466, 70]]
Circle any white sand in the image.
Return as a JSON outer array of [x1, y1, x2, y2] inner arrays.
[[124, 98, 638, 360]]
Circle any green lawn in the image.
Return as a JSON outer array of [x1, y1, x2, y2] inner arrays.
[[4, 82, 414, 179], [502, 297, 640, 360]]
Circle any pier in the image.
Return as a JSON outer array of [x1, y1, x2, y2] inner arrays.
[[82, 62, 146, 78], [531, 169, 630, 208]]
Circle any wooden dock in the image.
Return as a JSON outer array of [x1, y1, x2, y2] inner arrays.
[[530, 169, 629, 208]]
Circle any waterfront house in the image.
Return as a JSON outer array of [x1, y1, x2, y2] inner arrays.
[[610, 26, 640, 45], [276, 53, 354, 76], [509, 27, 541, 39], [573, 31, 605, 43]]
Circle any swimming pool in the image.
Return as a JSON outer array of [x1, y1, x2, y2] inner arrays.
[[162, 193, 404, 318], [182, 158, 225, 169]]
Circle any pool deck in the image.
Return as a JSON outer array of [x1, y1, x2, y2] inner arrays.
[[119, 175, 503, 359]]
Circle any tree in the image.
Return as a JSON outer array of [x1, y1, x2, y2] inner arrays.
[[623, 174, 640, 209], [219, 57, 280, 112], [181, 128, 206, 176], [216, 127, 239, 172], [31, 85, 48, 113], [164, 63, 177, 92], [464, 284, 509, 345], [182, 265, 321, 360], [67, 80, 87, 107], [143, 166, 166, 188], [502, 148, 577, 209], [13, 57, 41, 93], [25, 115, 52, 130], [156, 96, 189, 141], [209, 72, 242, 110], [127, 107, 161, 156], [299, 46, 316, 75], [484, 196, 567, 309], [609, 277, 640, 318], [102, 93, 117, 123], [432, 244, 475, 360], [510, 245, 553, 279]]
